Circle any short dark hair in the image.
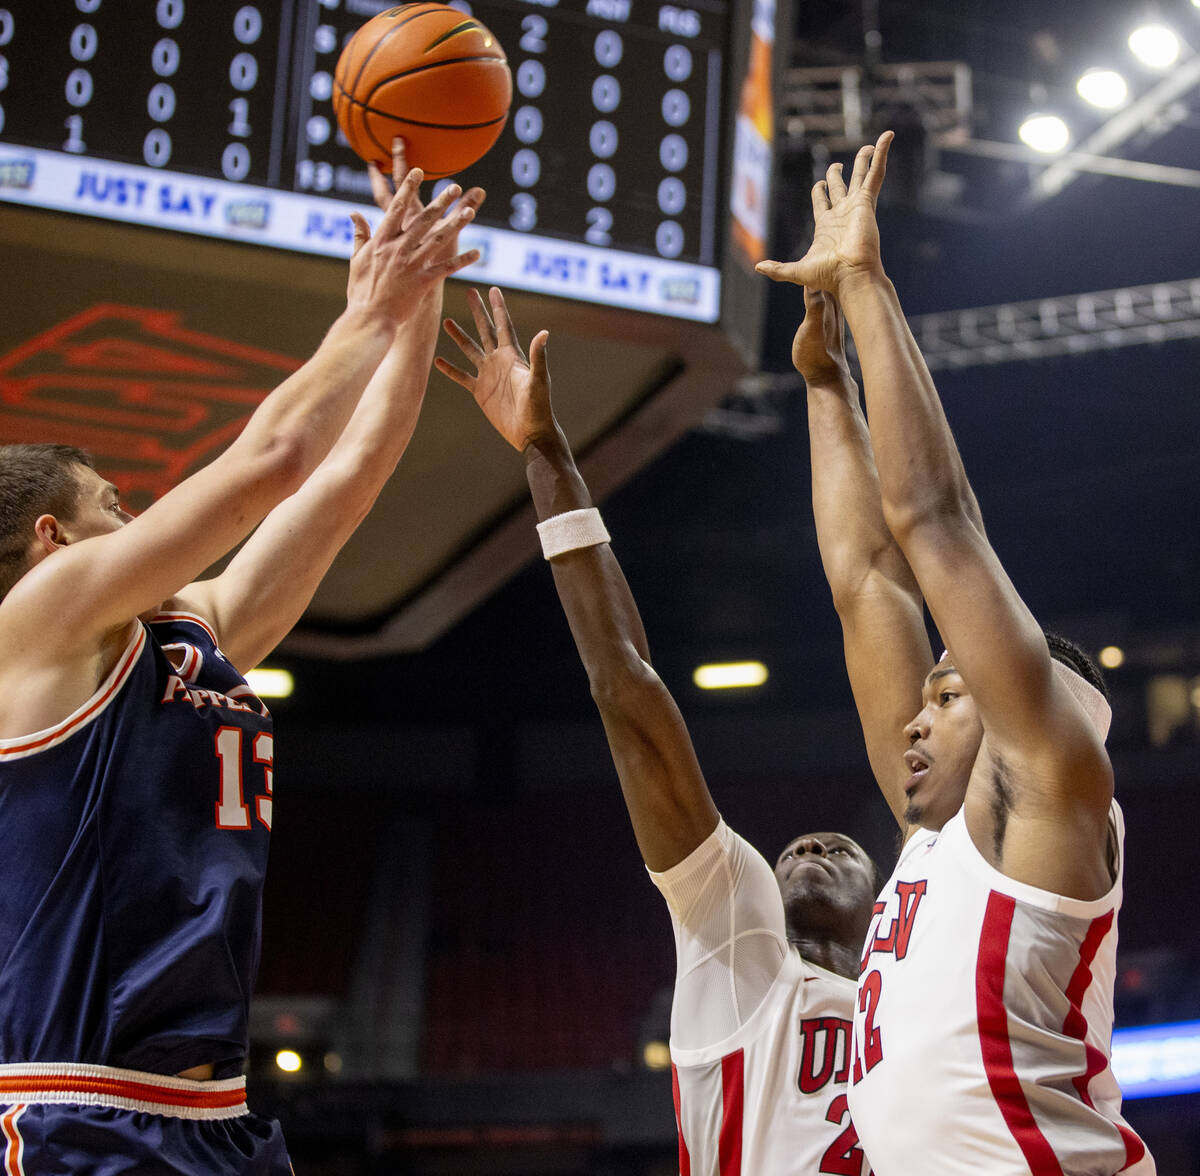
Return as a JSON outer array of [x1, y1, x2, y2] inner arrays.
[[0, 443, 94, 603], [1044, 630, 1109, 701]]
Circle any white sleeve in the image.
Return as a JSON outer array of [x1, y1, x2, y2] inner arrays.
[[647, 819, 789, 1052]]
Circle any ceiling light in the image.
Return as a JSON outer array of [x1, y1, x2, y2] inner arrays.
[[1018, 114, 1070, 153], [642, 1040, 672, 1070], [275, 1049, 302, 1073], [1099, 645, 1125, 669], [1128, 25, 1181, 70], [1076, 68, 1129, 108], [693, 661, 768, 690], [246, 667, 294, 698]]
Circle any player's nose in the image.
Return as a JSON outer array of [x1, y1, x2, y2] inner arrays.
[[795, 836, 828, 857]]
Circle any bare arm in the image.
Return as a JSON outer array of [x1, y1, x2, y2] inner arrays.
[[436, 287, 718, 871], [761, 134, 1113, 891], [179, 155, 485, 670], [793, 282, 931, 827], [3, 171, 480, 661]]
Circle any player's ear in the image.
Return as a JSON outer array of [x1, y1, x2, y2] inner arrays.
[[33, 513, 65, 553]]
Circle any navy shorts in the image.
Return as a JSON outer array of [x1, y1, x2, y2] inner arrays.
[[0, 1064, 292, 1175]]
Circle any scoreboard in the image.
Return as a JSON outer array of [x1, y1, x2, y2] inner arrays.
[[0, 0, 735, 321]]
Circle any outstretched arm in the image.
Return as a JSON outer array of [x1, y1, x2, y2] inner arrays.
[[436, 287, 717, 872], [791, 280, 931, 828], [3, 166, 480, 663], [179, 147, 485, 669], [760, 135, 1113, 892]]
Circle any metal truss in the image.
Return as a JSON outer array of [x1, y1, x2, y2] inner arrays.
[[780, 60, 972, 153], [902, 278, 1200, 371], [702, 279, 1200, 437]]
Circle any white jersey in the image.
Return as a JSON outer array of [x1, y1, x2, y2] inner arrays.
[[847, 802, 1153, 1175], [649, 820, 870, 1176]]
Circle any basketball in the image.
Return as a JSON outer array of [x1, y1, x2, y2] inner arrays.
[[333, 3, 512, 180]]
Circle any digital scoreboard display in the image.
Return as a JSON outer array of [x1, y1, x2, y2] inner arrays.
[[0, 0, 731, 320]]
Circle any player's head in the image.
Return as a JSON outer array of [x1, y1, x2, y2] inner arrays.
[[902, 632, 1111, 831], [773, 831, 881, 950], [0, 443, 126, 603]]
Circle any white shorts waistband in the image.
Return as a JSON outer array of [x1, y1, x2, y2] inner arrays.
[[0, 1063, 248, 1121]]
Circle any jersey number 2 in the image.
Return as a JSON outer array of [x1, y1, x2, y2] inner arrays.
[[819, 1093, 867, 1175], [214, 726, 273, 830]]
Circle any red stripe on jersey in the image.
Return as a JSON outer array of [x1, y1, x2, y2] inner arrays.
[[0, 1074, 243, 1110], [976, 891, 1064, 1176], [0, 628, 145, 758], [670, 1063, 691, 1176], [1, 1105, 24, 1176], [719, 1050, 744, 1176], [1061, 910, 1148, 1170]]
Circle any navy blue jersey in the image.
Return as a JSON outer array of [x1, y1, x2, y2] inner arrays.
[[0, 613, 273, 1078]]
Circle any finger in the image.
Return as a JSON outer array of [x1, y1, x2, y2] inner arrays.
[[349, 212, 372, 256], [391, 136, 409, 189], [861, 130, 893, 201], [376, 167, 424, 239], [811, 179, 830, 219], [368, 163, 394, 214], [466, 286, 498, 350], [431, 247, 482, 278], [406, 181, 464, 241], [489, 287, 522, 354], [755, 259, 803, 285], [442, 315, 485, 362], [846, 142, 875, 194], [802, 285, 823, 309], [457, 186, 486, 215], [433, 354, 475, 390], [528, 328, 550, 384], [825, 161, 847, 203]]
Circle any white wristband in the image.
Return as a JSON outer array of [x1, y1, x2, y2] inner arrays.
[[536, 508, 611, 560]]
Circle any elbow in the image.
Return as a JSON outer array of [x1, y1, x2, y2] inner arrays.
[[588, 649, 665, 718], [249, 431, 312, 500], [881, 491, 973, 550]]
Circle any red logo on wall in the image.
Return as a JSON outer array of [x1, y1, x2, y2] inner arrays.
[[0, 304, 301, 510]]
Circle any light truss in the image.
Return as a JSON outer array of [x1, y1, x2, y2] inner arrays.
[[902, 279, 1200, 371], [702, 279, 1200, 436], [780, 60, 972, 152]]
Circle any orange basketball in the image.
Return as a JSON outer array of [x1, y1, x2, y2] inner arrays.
[[333, 3, 512, 180]]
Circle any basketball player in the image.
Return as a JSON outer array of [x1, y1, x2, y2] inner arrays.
[[759, 134, 1154, 1173], [437, 285, 878, 1175], [0, 163, 482, 1172]]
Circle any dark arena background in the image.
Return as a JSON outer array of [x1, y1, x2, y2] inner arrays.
[[2, 0, 1199, 1171]]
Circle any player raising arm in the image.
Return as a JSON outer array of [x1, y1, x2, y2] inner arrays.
[[437, 286, 879, 1176], [0, 154, 481, 1174], [759, 136, 1153, 1175]]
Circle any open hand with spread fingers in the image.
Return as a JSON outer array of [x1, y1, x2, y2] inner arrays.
[[435, 286, 559, 454], [757, 130, 892, 297], [345, 137, 485, 325]]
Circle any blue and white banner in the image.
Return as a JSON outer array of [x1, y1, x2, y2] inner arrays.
[[0, 145, 720, 322]]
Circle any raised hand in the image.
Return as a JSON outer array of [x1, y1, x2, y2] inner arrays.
[[791, 286, 853, 388], [435, 287, 557, 453], [757, 130, 892, 296], [346, 138, 484, 325]]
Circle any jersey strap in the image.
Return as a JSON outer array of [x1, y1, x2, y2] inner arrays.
[[0, 1064, 247, 1120]]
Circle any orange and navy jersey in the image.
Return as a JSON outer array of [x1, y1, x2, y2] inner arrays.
[[0, 613, 273, 1078], [847, 804, 1154, 1176]]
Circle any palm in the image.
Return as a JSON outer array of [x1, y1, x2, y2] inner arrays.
[[437, 288, 556, 452], [472, 347, 550, 451], [797, 193, 882, 292]]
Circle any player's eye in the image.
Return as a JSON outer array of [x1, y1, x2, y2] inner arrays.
[[830, 846, 847, 854], [939, 691, 957, 704]]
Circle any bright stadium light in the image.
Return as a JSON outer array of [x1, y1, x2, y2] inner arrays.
[[1076, 68, 1129, 109], [1099, 646, 1125, 669], [1128, 24, 1181, 70], [275, 1049, 302, 1073], [1018, 114, 1070, 153], [692, 661, 769, 690], [246, 667, 294, 698]]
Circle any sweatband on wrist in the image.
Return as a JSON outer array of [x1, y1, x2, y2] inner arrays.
[[536, 508, 610, 560]]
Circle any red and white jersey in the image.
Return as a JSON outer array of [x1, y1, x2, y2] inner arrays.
[[649, 821, 870, 1176], [847, 802, 1153, 1175]]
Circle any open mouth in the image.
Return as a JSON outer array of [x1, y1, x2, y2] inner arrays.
[[903, 748, 930, 792]]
